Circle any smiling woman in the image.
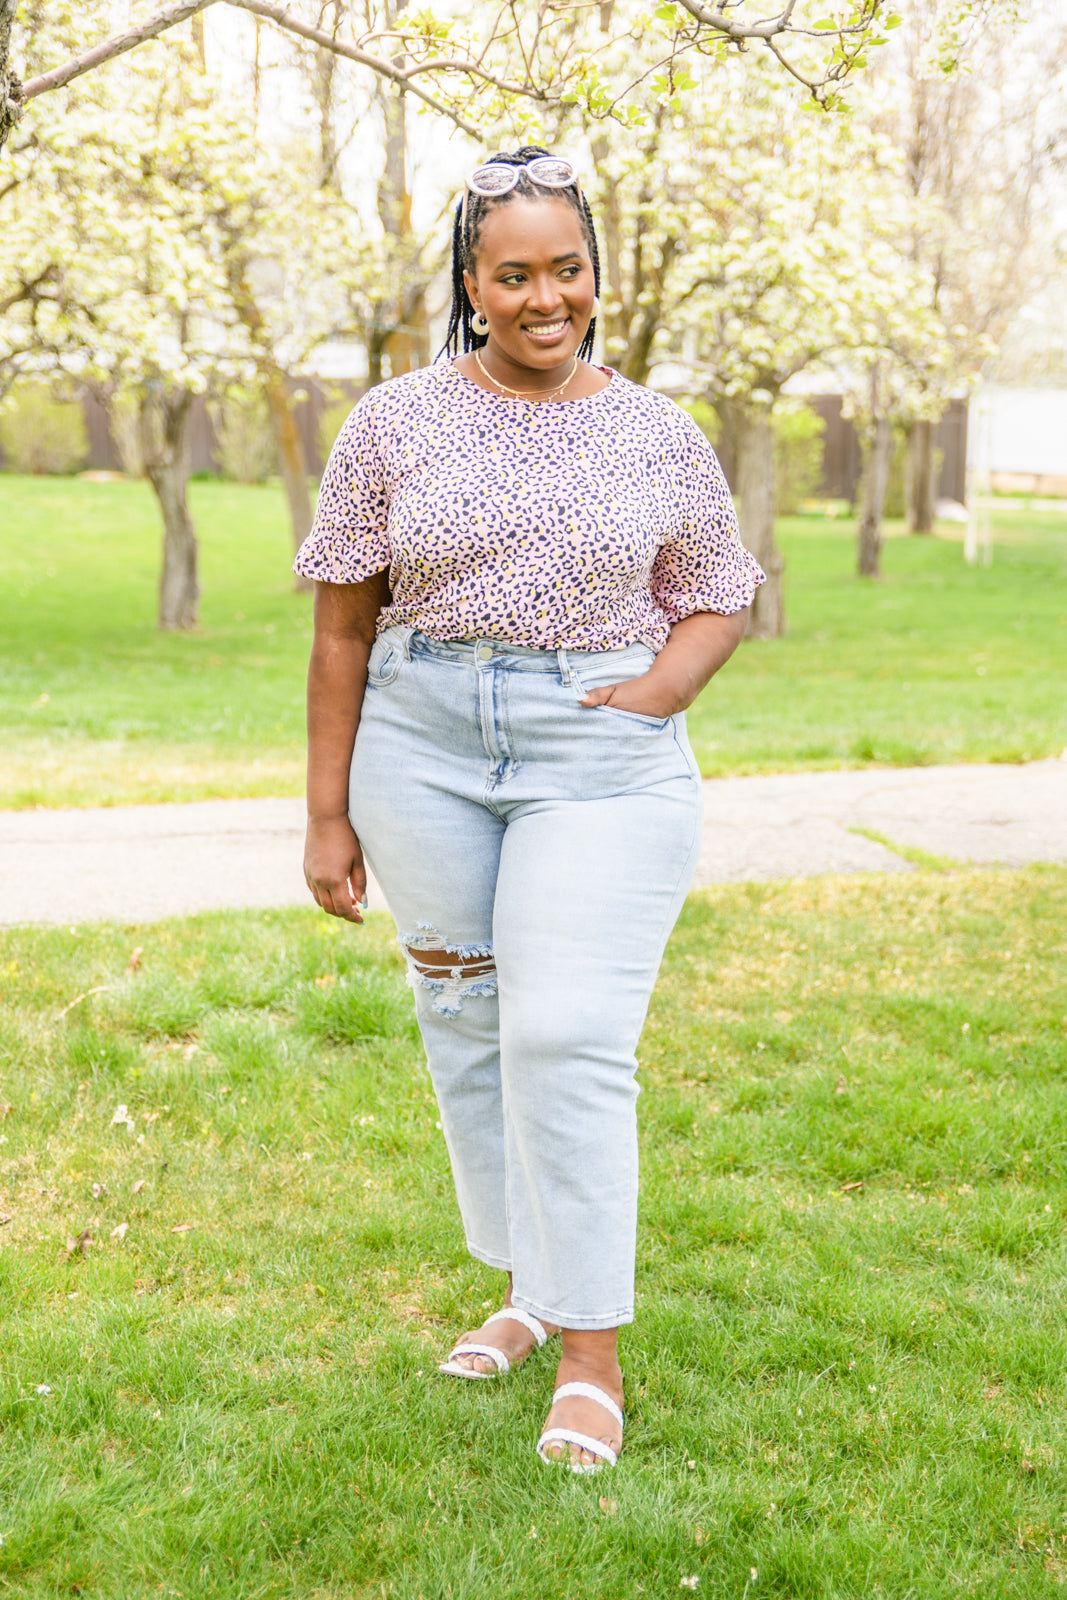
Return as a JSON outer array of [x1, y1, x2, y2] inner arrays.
[[292, 145, 764, 1476], [449, 152, 604, 397]]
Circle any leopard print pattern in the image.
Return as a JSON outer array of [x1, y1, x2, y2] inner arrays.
[[294, 360, 764, 652]]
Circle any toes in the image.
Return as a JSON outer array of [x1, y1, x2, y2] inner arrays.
[[454, 1351, 493, 1374]]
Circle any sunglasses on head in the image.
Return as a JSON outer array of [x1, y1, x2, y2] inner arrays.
[[460, 156, 582, 230]]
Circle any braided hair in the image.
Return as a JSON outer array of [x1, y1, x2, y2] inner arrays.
[[439, 145, 601, 362]]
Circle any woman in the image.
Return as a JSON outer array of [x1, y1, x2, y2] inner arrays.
[[296, 147, 764, 1472]]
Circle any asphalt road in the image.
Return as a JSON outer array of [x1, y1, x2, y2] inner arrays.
[[1, 758, 1064, 927]]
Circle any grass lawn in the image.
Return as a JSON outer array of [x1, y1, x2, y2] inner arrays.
[[1, 476, 1064, 807], [1, 868, 1065, 1597]]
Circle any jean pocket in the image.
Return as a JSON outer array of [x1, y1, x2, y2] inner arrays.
[[367, 634, 405, 687], [588, 704, 672, 730], [570, 653, 671, 730]]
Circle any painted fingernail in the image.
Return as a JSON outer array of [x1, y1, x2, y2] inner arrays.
[[361, 894, 368, 909]]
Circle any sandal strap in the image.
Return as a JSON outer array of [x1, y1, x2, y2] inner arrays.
[[443, 1341, 510, 1375], [537, 1428, 619, 1469], [483, 1307, 550, 1347], [550, 1380, 625, 1431]]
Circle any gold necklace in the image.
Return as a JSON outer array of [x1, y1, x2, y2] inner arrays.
[[475, 349, 579, 404]]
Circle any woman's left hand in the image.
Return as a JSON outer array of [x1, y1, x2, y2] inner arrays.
[[578, 675, 687, 719], [579, 607, 751, 721]]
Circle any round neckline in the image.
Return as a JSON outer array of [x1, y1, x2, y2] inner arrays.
[[448, 357, 616, 408]]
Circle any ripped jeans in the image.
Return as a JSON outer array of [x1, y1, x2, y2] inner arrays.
[[349, 627, 703, 1329]]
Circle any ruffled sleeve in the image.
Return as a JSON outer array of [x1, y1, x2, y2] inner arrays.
[[650, 411, 765, 620], [293, 395, 391, 583]]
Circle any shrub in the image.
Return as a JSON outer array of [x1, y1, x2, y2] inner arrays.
[[0, 383, 89, 474], [208, 385, 277, 484], [317, 385, 359, 469], [879, 426, 910, 519], [772, 402, 826, 513], [678, 397, 721, 446]]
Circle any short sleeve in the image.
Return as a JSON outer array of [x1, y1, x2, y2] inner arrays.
[[292, 396, 391, 583], [650, 412, 765, 620]]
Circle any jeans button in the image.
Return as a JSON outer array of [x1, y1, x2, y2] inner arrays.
[[476, 644, 493, 662]]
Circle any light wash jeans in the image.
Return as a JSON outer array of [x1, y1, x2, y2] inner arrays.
[[350, 627, 703, 1329]]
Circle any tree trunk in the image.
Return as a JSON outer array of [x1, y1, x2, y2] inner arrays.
[[906, 416, 937, 533], [225, 256, 313, 584], [857, 413, 892, 578], [263, 367, 313, 588], [1, 0, 22, 156], [590, 135, 625, 360], [621, 234, 678, 386], [734, 410, 784, 639], [590, 114, 668, 384], [311, 0, 343, 189], [374, 14, 432, 381], [140, 387, 199, 630]]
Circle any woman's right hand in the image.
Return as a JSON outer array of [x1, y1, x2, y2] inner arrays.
[[304, 815, 367, 923]]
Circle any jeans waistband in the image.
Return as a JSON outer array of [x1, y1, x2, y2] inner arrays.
[[381, 626, 655, 679]]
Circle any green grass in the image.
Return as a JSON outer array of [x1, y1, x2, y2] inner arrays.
[[688, 506, 1067, 777], [2, 869, 1066, 1596], [0, 477, 309, 809], [1, 477, 1065, 807]]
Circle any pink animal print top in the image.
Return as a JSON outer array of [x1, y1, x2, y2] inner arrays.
[[294, 359, 764, 651]]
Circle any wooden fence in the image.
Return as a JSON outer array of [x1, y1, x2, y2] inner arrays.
[[49, 382, 971, 504]]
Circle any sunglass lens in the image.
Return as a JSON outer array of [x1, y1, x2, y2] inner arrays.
[[527, 157, 576, 188], [469, 164, 519, 195]]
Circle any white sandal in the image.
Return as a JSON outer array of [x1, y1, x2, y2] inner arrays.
[[537, 1380, 624, 1473], [438, 1306, 551, 1379]]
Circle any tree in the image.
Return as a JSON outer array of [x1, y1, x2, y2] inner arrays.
[[3, 0, 905, 161], [839, 322, 951, 578], [580, 60, 945, 630], [870, 0, 1067, 531], [0, 10, 352, 625]]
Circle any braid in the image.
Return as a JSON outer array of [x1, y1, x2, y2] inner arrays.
[[438, 145, 601, 362]]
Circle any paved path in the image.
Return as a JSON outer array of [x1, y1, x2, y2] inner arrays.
[[1, 759, 1064, 927]]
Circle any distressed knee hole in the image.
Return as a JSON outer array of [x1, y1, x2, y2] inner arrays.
[[399, 924, 497, 1017]]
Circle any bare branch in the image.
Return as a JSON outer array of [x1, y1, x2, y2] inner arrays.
[[672, 0, 800, 42], [401, 56, 530, 94], [225, 0, 483, 135], [19, 0, 222, 104], [761, 33, 822, 93], [673, 0, 881, 43]]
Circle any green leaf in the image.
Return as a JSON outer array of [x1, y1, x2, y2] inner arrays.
[[813, 18, 837, 29]]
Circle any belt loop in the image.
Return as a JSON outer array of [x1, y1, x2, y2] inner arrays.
[[557, 648, 572, 686], [396, 626, 415, 661]]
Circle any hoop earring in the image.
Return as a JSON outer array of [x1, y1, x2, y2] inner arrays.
[[471, 312, 489, 335]]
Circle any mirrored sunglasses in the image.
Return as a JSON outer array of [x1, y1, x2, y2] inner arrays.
[[467, 156, 580, 197], [460, 157, 582, 230]]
